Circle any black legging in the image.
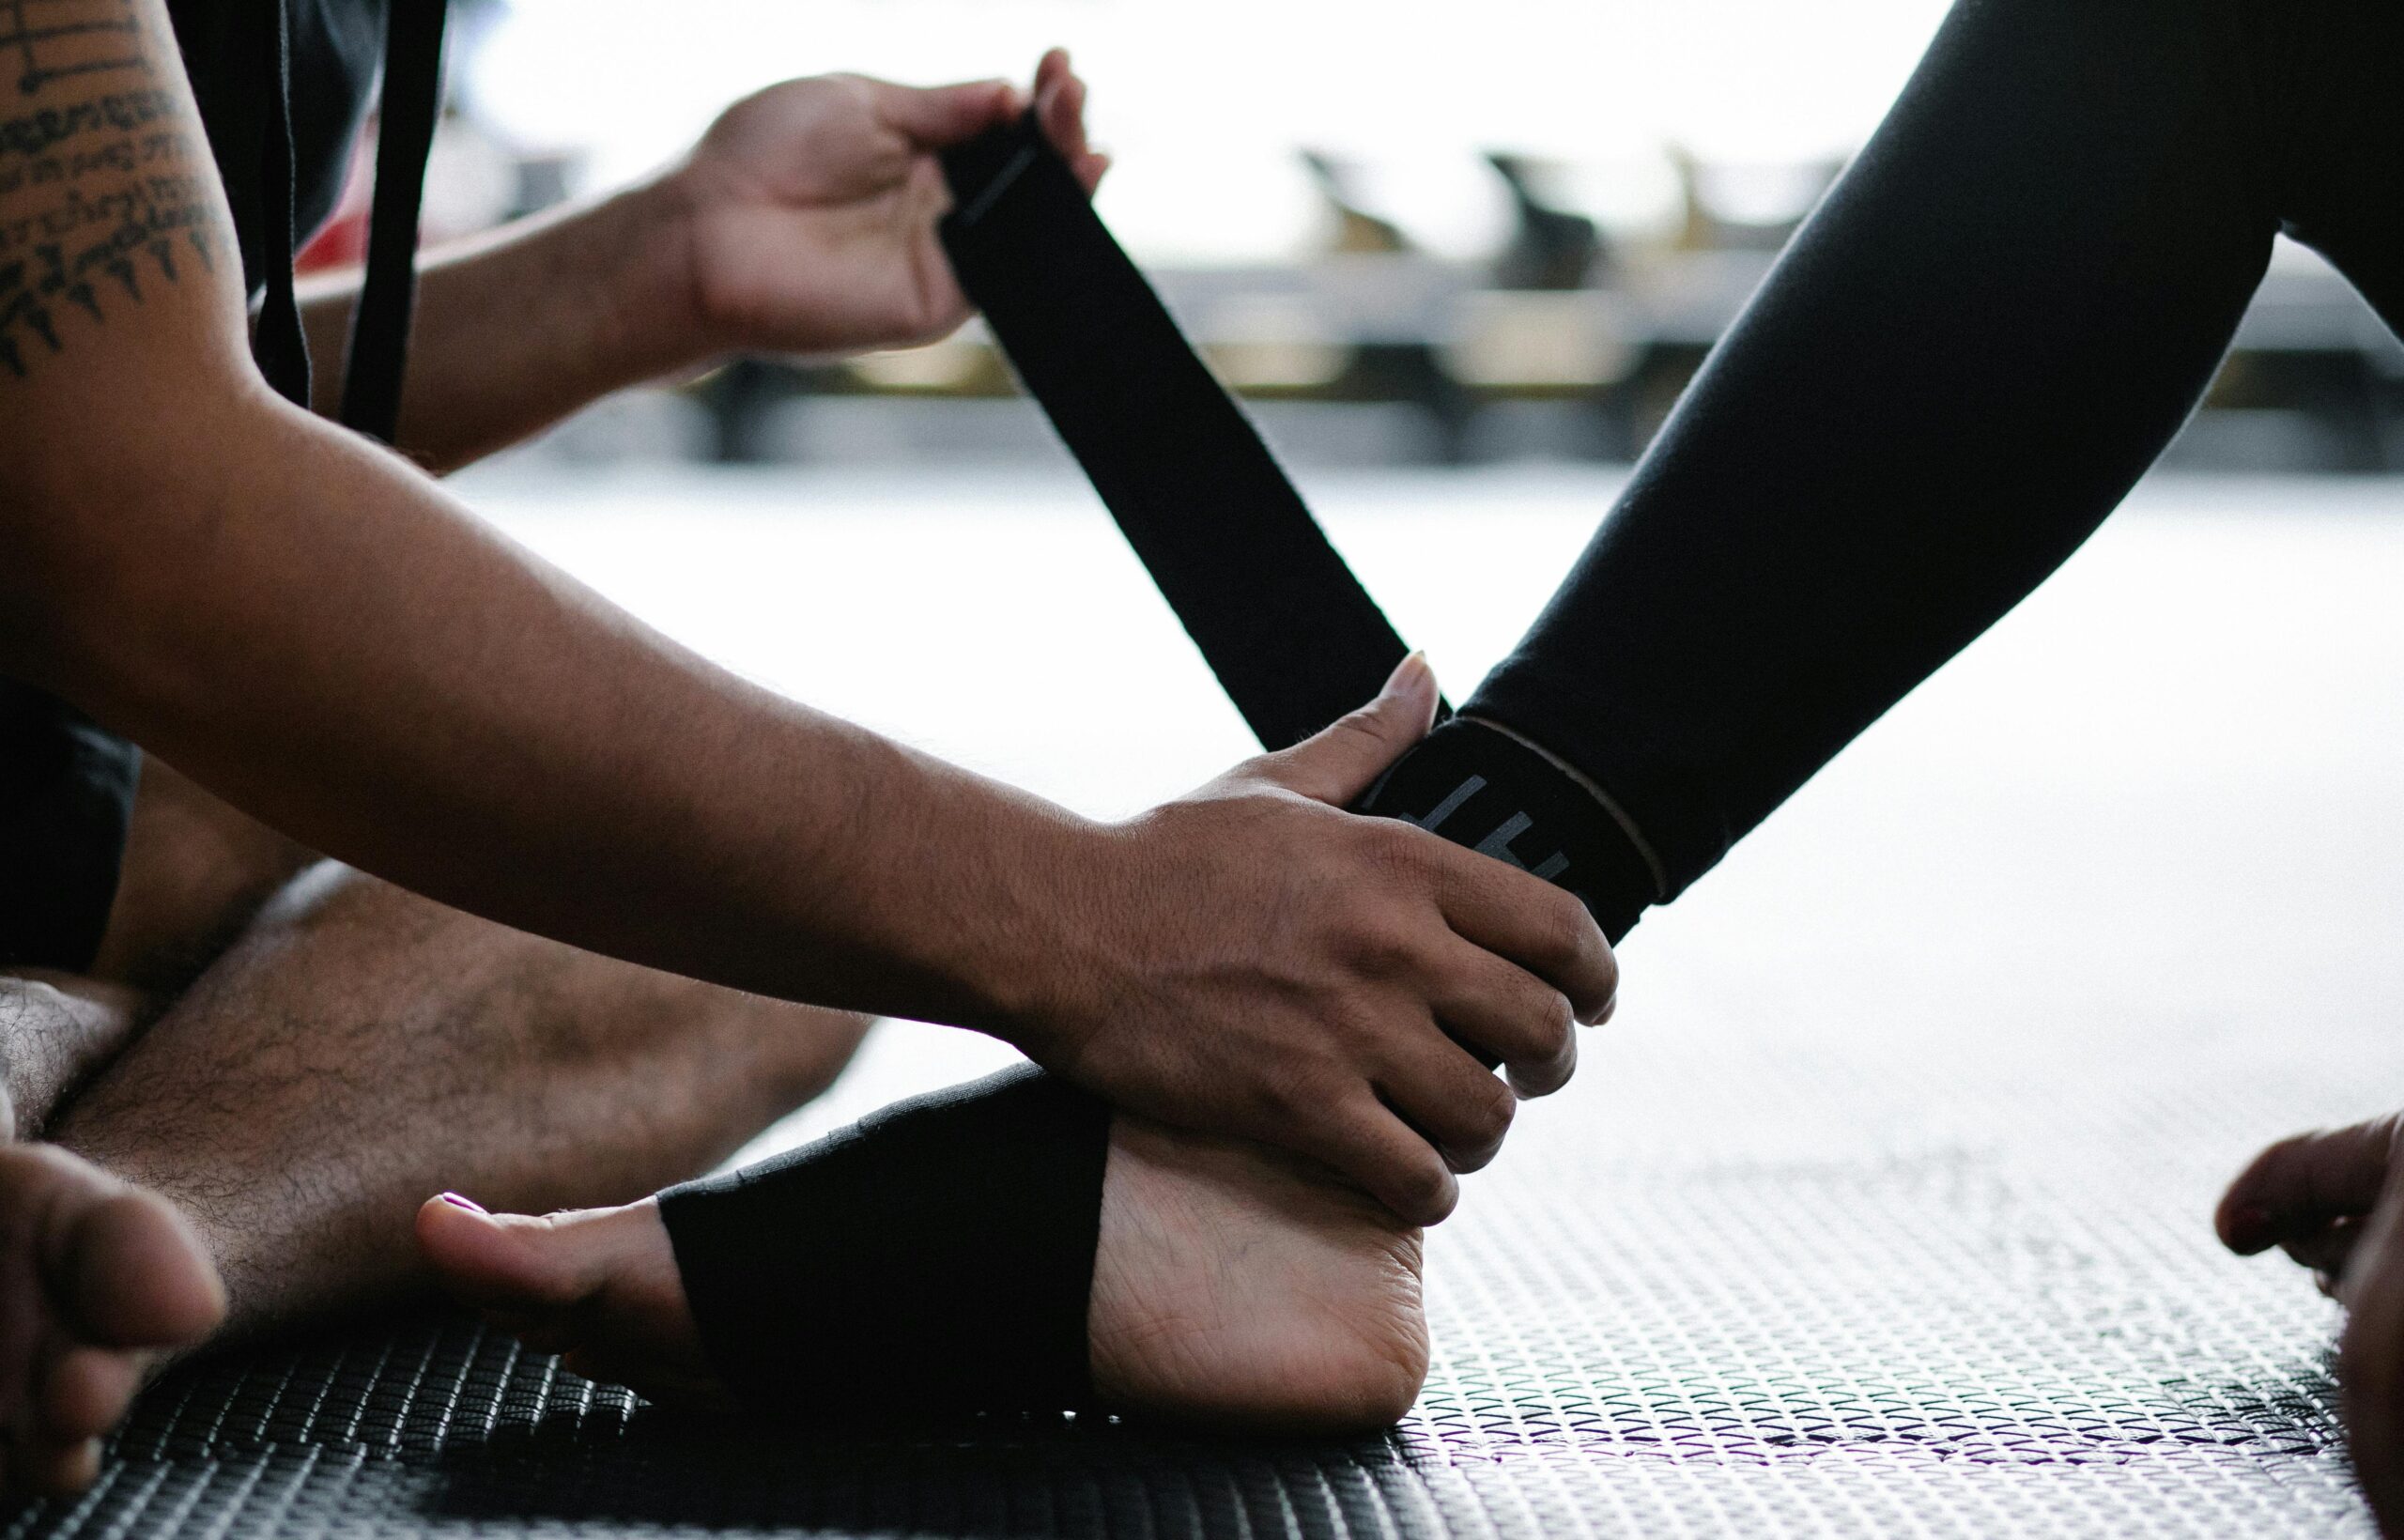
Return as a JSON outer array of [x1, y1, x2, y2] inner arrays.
[[1464, 0, 2404, 925]]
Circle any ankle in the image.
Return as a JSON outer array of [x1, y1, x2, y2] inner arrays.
[[1354, 716, 1657, 943]]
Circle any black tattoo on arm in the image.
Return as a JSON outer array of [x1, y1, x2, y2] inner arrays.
[[0, 0, 218, 379], [0, 0, 146, 97]]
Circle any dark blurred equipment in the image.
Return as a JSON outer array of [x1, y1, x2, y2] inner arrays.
[[1487, 152, 1606, 291], [1299, 150, 1411, 255]]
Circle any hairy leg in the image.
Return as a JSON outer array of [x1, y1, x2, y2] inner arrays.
[[0, 752, 868, 1493], [50, 863, 870, 1340]]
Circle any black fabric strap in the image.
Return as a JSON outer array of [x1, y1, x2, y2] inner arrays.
[[250, 0, 310, 407], [938, 114, 1444, 752], [1355, 717, 1653, 943], [936, 117, 1660, 935], [339, 0, 446, 442], [656, 1065, 1111, 1420]]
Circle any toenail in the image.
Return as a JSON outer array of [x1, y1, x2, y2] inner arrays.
[[439, 1193, 487, 1215]]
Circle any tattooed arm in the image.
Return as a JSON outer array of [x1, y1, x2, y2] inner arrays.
[[1, 1, 1597, 1220], [1, 0, 1097, 1024], [294, 53, 1103, 472]]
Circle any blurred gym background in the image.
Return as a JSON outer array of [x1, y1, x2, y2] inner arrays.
[[362, 0, 2404, 475]]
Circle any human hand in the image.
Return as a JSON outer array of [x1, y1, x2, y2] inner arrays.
[[2220, 1114, 2404, 1534], [661, 48, 1106, 361], [1009, 654, 1618, 1226]]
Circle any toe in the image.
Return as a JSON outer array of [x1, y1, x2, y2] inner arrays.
[[14, 1436, 100, 1497], [39, 1347, 140, 1445], [59, 1191, 223, 1348], [416, 1194, 633, 1316], [417, 1195, 575, 1312]]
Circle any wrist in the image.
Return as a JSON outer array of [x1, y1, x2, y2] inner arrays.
[[593, 167, 726, 378], [948, 804, 1128, 1065]]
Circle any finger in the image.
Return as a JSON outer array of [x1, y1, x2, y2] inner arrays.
[[1255, 653, 1440, 807], [1039, 68, 1091, 166], [1292, 1096, 1459, 1226], [2345, 1194, 2404, 1534], [2216, 1117, 2400, 1255], [871, 77, 1020, 149], [1378, 1043, 1519, 1175], [2282, 1215, 2365, 1281], [1425, 943, 1578, 1099], [1032, 46, 1070, 100], [1074, 149, 1113, 196], [1429, 850, 1617, 1024]]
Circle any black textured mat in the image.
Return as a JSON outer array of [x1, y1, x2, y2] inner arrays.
[[7, 1006, 2373, 1540]]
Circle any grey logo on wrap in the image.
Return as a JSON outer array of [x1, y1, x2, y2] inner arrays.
[[1400, 776, 1572, 883]]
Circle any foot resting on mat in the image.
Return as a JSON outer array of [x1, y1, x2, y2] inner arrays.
[[0, 1138, 223, 1494], [2220, 1114, 2404, 1535], [417, 1106, 1427, 1433]]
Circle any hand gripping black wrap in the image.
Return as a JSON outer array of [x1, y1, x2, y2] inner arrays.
[[938, 114, 1442, 752], [655, 1065, 1111, 1418]]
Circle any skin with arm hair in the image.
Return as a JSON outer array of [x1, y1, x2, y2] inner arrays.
[[0, 6, 1613, 1225], [294, 54, 1114, 472]]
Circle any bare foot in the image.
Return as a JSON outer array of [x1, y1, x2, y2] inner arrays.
[[0, 1143, 223, 1494], [417, 1113, 1427, 1433], [1086, 1116, 1425, 1432], [2221, 1115, 2404, 1534]]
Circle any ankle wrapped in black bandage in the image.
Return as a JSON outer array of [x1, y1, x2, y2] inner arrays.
[[1356, 718, 1657, 944], [655, 1064, 1111, 1420]]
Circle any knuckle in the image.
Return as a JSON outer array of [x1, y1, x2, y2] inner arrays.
[[1357, 824, 1417, 883], [1410, 1162, 1460, 1223], [1540, 892, 1601, 969], [1471, 1074, 1518, 1141], [1257, 1064, 1327, 1123], [1528, 989, 1576, 1056]]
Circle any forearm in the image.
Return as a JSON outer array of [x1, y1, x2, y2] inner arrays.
[[1469, 0, 2278, 902], [298, 177, 707, 471], [10, 384, 1087, 1027]]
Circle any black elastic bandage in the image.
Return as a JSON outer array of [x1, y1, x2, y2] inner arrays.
[[655, 1065, 1111, 1418], [939, 116, 1656, 936], [939, 115, 1438, 751]]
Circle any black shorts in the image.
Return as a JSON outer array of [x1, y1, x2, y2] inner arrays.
[[0, 682, 138, 974]]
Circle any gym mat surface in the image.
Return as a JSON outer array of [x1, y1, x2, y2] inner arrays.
[[13, 1004, 2373, 1539], [15, 472, 2400, 1538]]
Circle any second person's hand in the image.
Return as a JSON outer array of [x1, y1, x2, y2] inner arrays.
[[658, 48, 1105, 362]]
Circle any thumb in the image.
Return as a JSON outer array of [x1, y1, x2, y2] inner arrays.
[[1255, 653, 1440, 807], [873, 78, 1021, 149]]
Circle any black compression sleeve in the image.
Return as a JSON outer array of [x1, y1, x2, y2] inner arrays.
[[655, 1065, 1111, 1419]]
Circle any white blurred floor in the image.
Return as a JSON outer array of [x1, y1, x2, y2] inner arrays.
[[453, 464, 2404, 1175]]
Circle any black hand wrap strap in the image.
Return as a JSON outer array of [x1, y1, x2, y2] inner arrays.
[[936, 115, 1657, 938], [656, 1065, 1112, 1419], [340, 0, 446, 443], [938, 114, 1445, 752]]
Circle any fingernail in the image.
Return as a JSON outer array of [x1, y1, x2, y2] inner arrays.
[[439, 1192, 487, 1215], [1381, 650, 1432, 697]]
